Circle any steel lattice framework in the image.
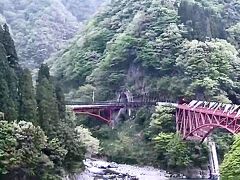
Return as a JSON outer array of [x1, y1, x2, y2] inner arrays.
[[69, 99, 240, 141], [69, 101, 156, 124], [72, 104, 124, 125], [176, 100, 240, 141]]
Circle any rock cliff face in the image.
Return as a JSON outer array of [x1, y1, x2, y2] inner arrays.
[[0, 0, 106, 69]]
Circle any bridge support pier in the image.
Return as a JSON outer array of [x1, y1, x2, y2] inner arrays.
[[207, 137, 220, 180]]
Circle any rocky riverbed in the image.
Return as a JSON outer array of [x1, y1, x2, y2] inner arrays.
[[65, 158, 209, 180]]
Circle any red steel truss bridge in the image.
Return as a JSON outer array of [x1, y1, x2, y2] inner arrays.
[[67, 99, 240, 141], [66, 100, 157, 124], [67, 99, 240, 178], [176, 100, 240, 142]]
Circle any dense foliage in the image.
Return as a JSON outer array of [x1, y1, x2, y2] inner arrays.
[[51, 0, 240, 104], [92, 105, 208, 175], [0, 0, 106, 69], [0, 24, 19, 120], [18, 69, 37, 124], [220, 135, 240, 179], [0, 24, 98, 179], [0, 121, 66, 180], [49, 0, 240, 177], [36, 64, 60, 138], [1, 0, 240, 178]]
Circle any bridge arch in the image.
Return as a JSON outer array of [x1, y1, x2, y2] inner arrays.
[[75, 112, 111, 124], [177, 101, 240, 141], [184, 124, 236, 142]]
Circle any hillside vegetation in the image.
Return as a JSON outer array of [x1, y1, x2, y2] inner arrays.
[[50, 0, 240, 104], [0, 24, 99, 180], [50, 0, 240, 178], [0, 0, 106, 69], [1, 0, 240, 179]]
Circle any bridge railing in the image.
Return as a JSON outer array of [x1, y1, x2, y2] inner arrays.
[[65, 95, 177, 106], [65, 101, 158, 108], [65, 100, 117, 105]]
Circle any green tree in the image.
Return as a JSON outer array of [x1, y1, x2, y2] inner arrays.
[[71, 84, 96, 103], [0, 76, 17, 120], [148, 105, 176, 137], [37, 63, 50, 82], [153, 133, 192, 171], [149, 106, 192, 171], [134, 107, 152, 126], [0, 120, 18, 175], [165, 134, 192, 171], [0, 24, 20, 120], [221, 135, 240, 180], [139, 23, 184, 76], [75, 125, 100, 155], [1, 24, 18, 68], [176, 39, 240, 101], [56, 114, 86, 172], [36, 64, 59, 138], [0, 120, 67, 180], [18, 69, 37, 124], [55, 84, 66, 120], [227, 22, 240, 49], [37, 65, 86, 173], [152, 132, 174, 164]]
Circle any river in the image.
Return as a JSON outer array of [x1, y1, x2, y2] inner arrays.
[[65, 159, 209, 180]]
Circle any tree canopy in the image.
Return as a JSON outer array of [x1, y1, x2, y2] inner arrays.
[[50, 0, 240, 104]]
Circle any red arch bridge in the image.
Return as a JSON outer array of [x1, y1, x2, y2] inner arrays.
[[67, 99, 240, 178], [67, 100, 240, 142]]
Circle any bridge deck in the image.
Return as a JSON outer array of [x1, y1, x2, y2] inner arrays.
[[67, 104, 124, 110], [66, 101, 160, 109]]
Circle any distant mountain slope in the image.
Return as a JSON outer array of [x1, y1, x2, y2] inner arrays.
[[0, 0, 106, 69], [50, 0, 240, 103], [61, 0, 106, 21]]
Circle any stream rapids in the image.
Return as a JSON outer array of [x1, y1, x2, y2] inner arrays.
[[65, 158, 209, 180]]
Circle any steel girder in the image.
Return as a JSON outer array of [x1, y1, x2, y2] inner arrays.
[[73, 107, 117, 125], [176, 101, 240, 141]]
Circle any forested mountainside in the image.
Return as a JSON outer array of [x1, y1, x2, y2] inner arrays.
[[0, 0, 106, 69], [49, 1, 240, 176], [50, 0, 240, 103], [1, 0, 240, 179], [0, 24, 100, 179]]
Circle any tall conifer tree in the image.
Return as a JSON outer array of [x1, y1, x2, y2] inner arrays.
[[36, 64, 59, 138], [0, 24, 18, 120], [2, 24, 18, 68], [18, 69, 37, 123], [55, 83, 66, 120]]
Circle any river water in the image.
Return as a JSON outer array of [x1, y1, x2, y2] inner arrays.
[[77, 164, 169, 179], [65, 159, 209, 180]]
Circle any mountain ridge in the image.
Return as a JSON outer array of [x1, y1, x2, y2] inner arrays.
[[0, 0, 107, 69]]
